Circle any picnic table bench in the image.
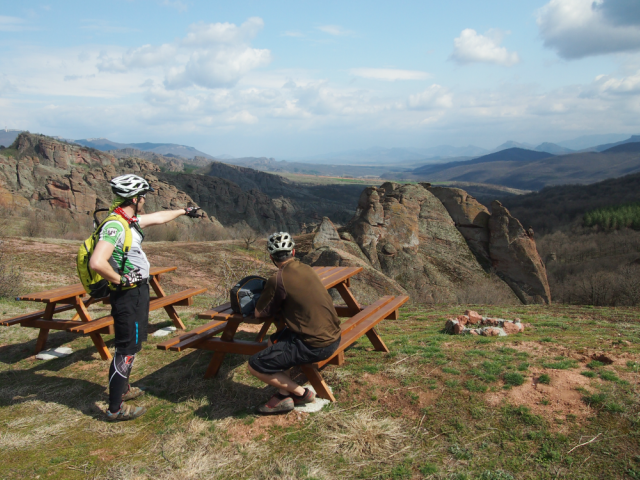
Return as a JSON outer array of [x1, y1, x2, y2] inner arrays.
[[0, 266, 206, 360], [158, 266, 409, 401]]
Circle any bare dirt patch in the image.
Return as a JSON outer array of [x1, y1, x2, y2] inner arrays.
[[344, 373, 438, 419], [220, 410, 309, 444], [486, 368, 596, 427]]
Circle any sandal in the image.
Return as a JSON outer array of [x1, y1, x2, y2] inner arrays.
[[292, 388, 316, 406], [257, 393, 294, 414]]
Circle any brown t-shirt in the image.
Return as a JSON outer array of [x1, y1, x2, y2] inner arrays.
[[255, 259, 341, 348]]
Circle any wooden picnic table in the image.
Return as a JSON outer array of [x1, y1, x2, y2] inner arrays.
[[0, 266, 207, 361], [158, 265, 409, 401]]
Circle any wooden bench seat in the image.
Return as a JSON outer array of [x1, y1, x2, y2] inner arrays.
[[1, 303, 81, 327], [299, 295, 409, 401], [157, 320, 228, 351], [69, 287, 207, 335]]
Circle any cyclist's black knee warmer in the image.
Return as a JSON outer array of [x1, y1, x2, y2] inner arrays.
[[108, 353, 136, 412]]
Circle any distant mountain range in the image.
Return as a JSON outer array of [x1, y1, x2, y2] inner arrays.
[[74, 138, 215, 160], [412, 148, 555, 176], [385, 142, 640, 190]]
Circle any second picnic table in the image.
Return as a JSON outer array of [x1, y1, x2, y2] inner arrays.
[[0, 266, 207, 360], [158, 266, 409, 401]]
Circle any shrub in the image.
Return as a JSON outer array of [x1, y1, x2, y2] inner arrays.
[[581, 371, 596, 378]]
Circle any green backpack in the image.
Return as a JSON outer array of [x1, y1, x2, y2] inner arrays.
[[77, 209, 133, 298]]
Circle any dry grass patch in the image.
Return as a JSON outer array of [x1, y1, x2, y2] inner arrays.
[[319, 409, 410, 461]]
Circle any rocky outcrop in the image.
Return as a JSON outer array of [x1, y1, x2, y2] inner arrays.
[[429, 186, 491, 269], [0, 133, 223, 229], [299, 182, 518, 304], [298, 219, 408, 303], [299, 182, 549, 305], [489, 201, 551, 304], [428, 186, 551, 304]]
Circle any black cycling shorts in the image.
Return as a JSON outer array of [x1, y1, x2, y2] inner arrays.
[[110, 283, 149, 355], [248, 329, 340, 375]]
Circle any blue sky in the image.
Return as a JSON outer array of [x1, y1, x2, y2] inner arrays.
[[1, 0, 640, 157]]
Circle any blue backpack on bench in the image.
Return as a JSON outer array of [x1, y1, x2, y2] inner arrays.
[[230, 276, 267, 317]]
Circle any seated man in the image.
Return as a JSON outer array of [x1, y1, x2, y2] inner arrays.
[[248, 232, 341, 414]]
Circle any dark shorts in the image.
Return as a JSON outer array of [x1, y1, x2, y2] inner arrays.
[[248, 329, 340, 375], [110, 283, 149, 355]]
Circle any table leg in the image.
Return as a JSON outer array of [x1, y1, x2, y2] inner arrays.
[[327, 351, 345, 366], [150, 275, 186, 330], [255, 320, 273, 342], [335, 282, 361, 316], [74, 296, 112, 360], [70, 296, 97, 321], [204, 320, 240, 378], [365, 327, 390, 353], [300, 365, 336, 402], [163, 306, 186, 330], [34, 303, 56, 354]]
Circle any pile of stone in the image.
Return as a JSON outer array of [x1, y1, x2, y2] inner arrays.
[[445, 310, 525, 337]]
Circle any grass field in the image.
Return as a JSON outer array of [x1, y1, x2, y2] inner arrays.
[[0, 239, 638, 479], [278, 172, 378, 186]]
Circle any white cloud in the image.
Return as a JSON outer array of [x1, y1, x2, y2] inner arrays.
[[590, 71, 640, 95], [95, 18, 271, 89], [0, 16, 29, 32], [317, 25, 353, 36], [181, 18, 264, 46], [537, 0, 640, 59], [350, 68, 431, 81], [228, 110, 258, 124], [408, 85, 453, 110], [450, 29, 519, 66], [98, 44, 176, 72]]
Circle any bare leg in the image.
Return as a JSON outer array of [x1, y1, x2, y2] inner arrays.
[[247, 364, 305, 396]]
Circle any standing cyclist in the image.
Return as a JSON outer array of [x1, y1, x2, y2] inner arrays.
[[89, 174, 202, 421]]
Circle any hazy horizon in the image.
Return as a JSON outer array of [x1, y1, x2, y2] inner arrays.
[[2, 0, 640, 157]]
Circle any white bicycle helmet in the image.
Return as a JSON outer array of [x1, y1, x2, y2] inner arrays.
[[109, 174, 154, 198], [267, 232, 295, 255]]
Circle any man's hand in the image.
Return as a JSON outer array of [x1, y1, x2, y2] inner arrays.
[[184, 207, 203, 218], [120, 268, 143, 287]]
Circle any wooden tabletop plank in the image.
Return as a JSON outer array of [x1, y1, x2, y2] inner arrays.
[[17, 266, 178, 303], [316, 266, 348, 280], [312, 266, 332, 276], [149, 266, 177, 276], [321, 267, 363, 289]]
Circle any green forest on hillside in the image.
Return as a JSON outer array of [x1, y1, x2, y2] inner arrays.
[[584, 203, 640, 231]]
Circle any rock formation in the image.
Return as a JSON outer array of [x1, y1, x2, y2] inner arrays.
[[299, 182, 550, 305], [429, 187, 550, 304], [488, 201, 551, 304], [0, 133, 223, 229], [429, 186, 492, 269]]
